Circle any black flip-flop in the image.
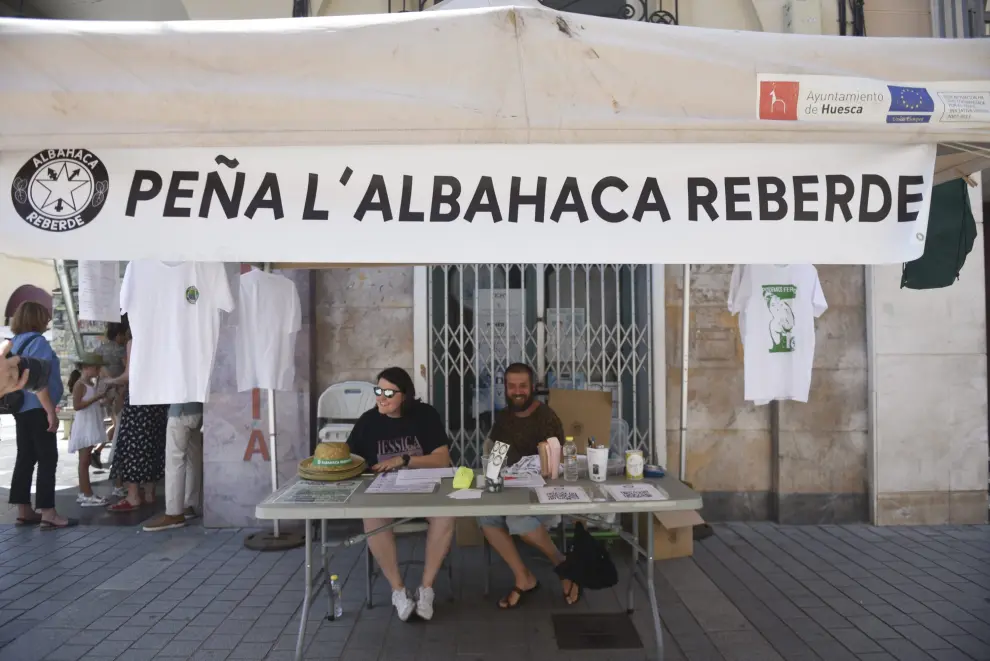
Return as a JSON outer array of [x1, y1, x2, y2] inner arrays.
[[15, 517, 41, 526], [498, 581, 540, 609], [39, 518, 78, 531]]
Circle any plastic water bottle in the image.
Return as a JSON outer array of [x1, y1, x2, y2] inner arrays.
[[330, 574, 343, 620], [563, 436, 579, 482]]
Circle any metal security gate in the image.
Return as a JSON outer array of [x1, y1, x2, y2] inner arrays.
[[428, 265, 654, 468]]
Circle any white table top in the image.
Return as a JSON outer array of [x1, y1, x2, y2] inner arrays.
[[255, 474, 703, 520]]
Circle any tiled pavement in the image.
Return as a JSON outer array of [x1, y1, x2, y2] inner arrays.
[[0, 416, 163, 527], [0, 521, 985, 661]]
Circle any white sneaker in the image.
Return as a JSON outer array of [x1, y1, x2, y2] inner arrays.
[[415, 586, 435, 621], [76, 494, 108, 507], [111, 487, 126, 498], [391, 588, 415, 622]]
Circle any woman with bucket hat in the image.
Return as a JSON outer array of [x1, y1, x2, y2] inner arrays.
[[67, 353, 111, 507]]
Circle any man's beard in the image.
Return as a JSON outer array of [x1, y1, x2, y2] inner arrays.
[[505, 394, 534, 412]]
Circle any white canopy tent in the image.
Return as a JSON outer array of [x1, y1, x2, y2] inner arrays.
[[0, 3, 988, 264], [0, 3, 988, 522], [1, 2, 987, 151]]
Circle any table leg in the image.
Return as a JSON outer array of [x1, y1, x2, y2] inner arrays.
[[645, 514, 664, 661], [295, 520, 313, 661], [627, 512, 639, 613], [322, 520, 333, 618]]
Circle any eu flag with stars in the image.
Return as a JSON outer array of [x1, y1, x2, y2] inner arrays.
[[888, 86, 935, 113]]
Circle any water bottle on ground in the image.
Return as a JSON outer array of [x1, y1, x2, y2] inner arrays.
[[330, 574, 343, 620], [563, 436, 579, 482]]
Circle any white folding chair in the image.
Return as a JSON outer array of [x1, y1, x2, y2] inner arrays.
[[316, 381, 378, 432]]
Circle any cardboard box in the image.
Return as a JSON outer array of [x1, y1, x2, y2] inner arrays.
[[625, 510, 705, 560], [547, 388, 613, 453], [455, 517, 485, 547]]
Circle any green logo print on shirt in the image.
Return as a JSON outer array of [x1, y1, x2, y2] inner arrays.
[[762, 284, 796, 353]]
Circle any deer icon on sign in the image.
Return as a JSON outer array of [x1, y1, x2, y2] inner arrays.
[[769, 83, 787, 115]]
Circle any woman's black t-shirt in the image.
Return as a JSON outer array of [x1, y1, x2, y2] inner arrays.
[[346, 401, 449, 465]]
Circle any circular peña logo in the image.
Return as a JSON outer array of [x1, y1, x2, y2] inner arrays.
[[185, 286, 200, 304], [10, 149, 109, 233]]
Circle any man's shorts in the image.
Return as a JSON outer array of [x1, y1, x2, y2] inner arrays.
[[477, 515, 556, 536]]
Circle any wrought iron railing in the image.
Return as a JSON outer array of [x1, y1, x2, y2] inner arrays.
[[388, 0, 678, 24]]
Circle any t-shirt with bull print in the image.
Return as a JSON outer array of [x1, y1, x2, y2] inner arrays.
[[346, 400, 449, 466]]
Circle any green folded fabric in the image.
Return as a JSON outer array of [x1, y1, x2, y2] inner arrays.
[[902, 178, 977, 290]]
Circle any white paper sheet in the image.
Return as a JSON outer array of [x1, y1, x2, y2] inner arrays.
[[535, 486, 591, 505], [502, 473, 546, 488], [364, 472, 438, 495], [448, 489, 483, 500], [604, 483, 669, 502], [395, 467, 456, 485], [77, 260, 121, 322]]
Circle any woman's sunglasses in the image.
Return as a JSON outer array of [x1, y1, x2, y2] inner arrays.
[[374, 387, 400, 399]]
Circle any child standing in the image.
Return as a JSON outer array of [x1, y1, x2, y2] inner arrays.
[[69, 354, 110, 506]]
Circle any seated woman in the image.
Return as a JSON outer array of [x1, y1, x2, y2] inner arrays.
[[345, 367, 455, 622]]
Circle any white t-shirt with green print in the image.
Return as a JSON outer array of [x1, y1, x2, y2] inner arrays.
[[729, 264, 827, 405]]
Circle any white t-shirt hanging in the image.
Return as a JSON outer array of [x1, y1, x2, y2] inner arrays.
[[235, 269, 302, 392], [121, 261, 235, 405], [729, 264, 827, 404]]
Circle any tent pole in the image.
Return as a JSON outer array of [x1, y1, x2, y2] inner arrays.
[[53, 260, 85, 358], [678, 264, 690, 480], [242, 261, 303, 552], [265, 262, 280, 538]]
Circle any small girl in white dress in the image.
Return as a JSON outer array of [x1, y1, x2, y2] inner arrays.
[[69, 354, 110, 507]]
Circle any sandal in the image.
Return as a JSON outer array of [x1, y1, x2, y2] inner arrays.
[[15, 517, 41, 526], [107, 500, 139, 512], [40, 518, 78, 530], [563, 580, 582, 605], [498, 581, 540, 609]]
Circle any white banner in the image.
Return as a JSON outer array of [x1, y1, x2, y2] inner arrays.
[[0, 144, 936, 264], [757, 75, 990, 127]]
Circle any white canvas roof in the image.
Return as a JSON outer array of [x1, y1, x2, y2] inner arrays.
[[1, 3, 987, 155], [0, 4, 987, 264]]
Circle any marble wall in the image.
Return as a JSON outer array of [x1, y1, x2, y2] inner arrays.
[[202, 267, 312, 528], [664, 264, 870, 523], [313, 267, 415, 396], [871, 181, 988, 525]]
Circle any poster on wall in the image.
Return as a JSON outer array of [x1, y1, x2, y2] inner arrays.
[[77, 260, 121, 322], [0, 144, 937, 265], [474, 289, 524, 416]]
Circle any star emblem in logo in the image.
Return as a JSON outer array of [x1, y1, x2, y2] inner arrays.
[[29, 160, 94, 220]]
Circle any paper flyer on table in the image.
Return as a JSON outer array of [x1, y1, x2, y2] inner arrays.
[[274, 480, 361, 504], [395, 467, 456, 485], [365, 472, 438, 494], [604, 483, 669, 502], [502, 473, 546, 488], [535, 486, 591, 504]]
